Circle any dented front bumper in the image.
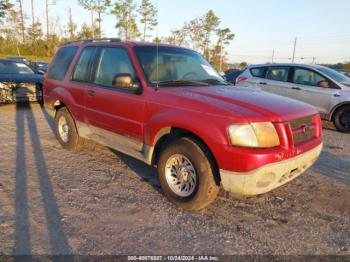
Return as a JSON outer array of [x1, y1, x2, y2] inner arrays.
[[220, 143, 323, 196]]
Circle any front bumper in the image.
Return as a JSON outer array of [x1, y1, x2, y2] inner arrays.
[[220, 143, 323, 196]]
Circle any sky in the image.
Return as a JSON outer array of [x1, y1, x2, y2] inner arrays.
[[20, 0, 350, 64]]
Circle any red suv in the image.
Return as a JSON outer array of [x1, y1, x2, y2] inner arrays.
[[43, 39, 323, 210]]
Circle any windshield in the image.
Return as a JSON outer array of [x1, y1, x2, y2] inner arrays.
[[37, 62, 48, 68], [0, 61, 34, 74], [318, 67, 350, 86], [134, 46, 227, 87]]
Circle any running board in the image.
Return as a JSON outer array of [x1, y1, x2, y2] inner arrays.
[[76, 121, 153, 165]]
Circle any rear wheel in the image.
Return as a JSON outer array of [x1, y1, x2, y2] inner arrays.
[[55, 107, 84, 150], [157, 137, 219, 211], [333, 105, 350, 133]]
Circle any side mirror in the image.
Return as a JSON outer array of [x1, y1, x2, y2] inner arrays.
[[112, 73, 141, 92], [318, 81, 330, 88]]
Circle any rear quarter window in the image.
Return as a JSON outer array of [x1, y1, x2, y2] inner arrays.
[[250, 67, 267, 78], [48, 46, 78, 80], [72, 47, 96, 82]]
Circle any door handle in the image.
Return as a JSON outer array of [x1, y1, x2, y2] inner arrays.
[[292, 87, 301, 90], [259, 82, 267, 85], [87, 90, 95, 97], [334, 94, 340, 97]]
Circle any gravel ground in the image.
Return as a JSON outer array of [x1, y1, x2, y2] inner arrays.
[[0, 103, 349, 255]]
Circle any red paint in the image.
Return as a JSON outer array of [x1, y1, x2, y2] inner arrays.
[[43, 41, 323, 173]]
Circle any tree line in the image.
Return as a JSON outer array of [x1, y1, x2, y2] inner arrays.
[[0, 0, 235, 71]]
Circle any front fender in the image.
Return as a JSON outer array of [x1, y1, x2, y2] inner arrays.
[[144, 108, 230, 148]]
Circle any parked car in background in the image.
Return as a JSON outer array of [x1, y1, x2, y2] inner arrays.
[[224, 69, 242, 85], [236, 63, 350, 133], [44, 39, 323, 210], [338, 70, 350, 78], [0, 59, 44, 103], [29, 61, 49, 75], [6, 56, 30, 65]]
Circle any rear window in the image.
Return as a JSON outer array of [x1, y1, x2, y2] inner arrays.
[[48, 46, 78, 80], [250, 67, 266, 78]]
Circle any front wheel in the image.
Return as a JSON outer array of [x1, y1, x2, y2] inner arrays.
[[157, 137, 219, 211], [333, 105, 350, 133]]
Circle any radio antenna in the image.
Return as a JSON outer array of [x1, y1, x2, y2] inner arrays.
[[155, 0, 159, 90]]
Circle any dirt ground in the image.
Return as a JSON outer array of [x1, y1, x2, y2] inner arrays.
[[0, 103, 349, 256]]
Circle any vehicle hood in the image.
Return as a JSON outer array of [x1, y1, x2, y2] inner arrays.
[[0, 73, 44, 84], [160, 86, 318, 123]]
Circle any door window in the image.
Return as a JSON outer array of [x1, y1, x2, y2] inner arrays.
[[72, 47, 96, 82], [266, 67, 289, 82], [293, 68, 326, 87], [93, 47, 136, 88]]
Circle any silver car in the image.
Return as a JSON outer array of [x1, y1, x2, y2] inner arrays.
[[236, 63, 350, 132]]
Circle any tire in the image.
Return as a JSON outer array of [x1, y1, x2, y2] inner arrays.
[[157, 137, 219, 211], [333, 105, 350, 133], [55, 107, 84, 150]]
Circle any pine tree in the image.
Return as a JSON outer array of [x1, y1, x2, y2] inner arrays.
[[112, 0, 140, 40], [138, 0, 158, 41], [201, 10, 220, 59], [0, 0, 13, 19], [78, 0, 97, 39], [215, 28, 235, 71]]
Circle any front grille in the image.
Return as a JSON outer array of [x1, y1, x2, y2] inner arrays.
[[289, 116, 315, 145]]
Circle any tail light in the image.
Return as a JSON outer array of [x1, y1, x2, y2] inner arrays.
[[313, 114, 323, 137], [236, 76, 248, 85]]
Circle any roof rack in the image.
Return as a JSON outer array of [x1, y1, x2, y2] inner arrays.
[[63, 38, 122, 46]]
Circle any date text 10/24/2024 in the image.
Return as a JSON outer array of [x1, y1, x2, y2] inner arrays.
[[127, 256, 220, 261]]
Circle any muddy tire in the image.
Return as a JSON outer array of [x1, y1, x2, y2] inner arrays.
[[157, 137, 219, 211], [55, 107, 84, 150], [333, 105, 350, 133]]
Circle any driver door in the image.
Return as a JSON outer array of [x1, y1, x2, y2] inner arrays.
[[289, 67, 340, 114], [85, 46, 145, 145]]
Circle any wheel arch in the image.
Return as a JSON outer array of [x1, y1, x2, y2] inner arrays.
[[330, 102, 350, 121], [150, 126, 221, 185]]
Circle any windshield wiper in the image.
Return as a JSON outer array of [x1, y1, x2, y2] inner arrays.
[[201, 78, 230, 85], [157, 80, 209, 87]]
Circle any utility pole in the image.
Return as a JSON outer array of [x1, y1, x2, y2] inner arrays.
[[312, 57, 316, 64], [31, 0, 34, 29], [292, 37, 297, 63], [31, 0, 37, 58], [18, 0, 25, 43], [91, 10, 95, 39], [45, 0, 49, 40], [69, 8, 74, 40], [272, 49, 275, 63]]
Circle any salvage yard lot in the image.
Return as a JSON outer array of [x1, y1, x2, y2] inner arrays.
[[0, 103, 350, 255]]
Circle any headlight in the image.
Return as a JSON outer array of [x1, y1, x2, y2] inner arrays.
[[228, 122, 280, 148]]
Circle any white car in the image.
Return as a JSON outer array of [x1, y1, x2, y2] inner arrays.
[[236, 63, 350, 132]]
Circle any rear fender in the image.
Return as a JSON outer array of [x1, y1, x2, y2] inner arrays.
[[47, 86, 80, 119]]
